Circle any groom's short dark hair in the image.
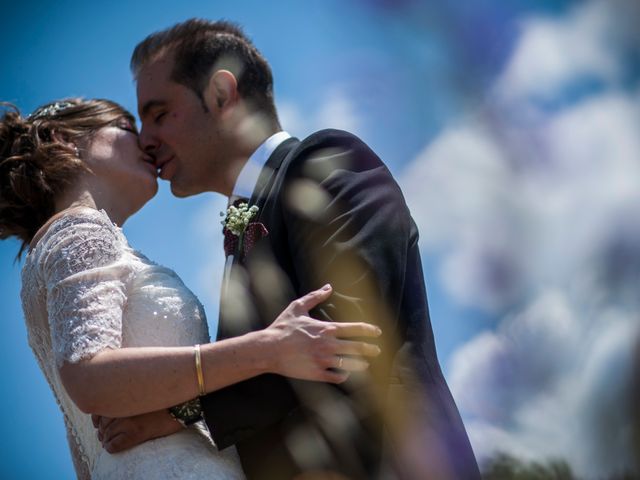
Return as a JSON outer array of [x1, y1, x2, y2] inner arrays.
[[131, 19, 278, 119]]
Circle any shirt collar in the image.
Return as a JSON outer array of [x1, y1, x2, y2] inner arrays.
[[231, 131, 292, 201]]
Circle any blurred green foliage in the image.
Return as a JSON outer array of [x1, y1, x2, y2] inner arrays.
[[482, 453, 637, 480]]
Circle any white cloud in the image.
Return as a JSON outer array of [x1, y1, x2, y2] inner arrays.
[[401, 123, 514, 248], [400, 0, 640, 476], [451, 294, 638, 476], [439, 236, 526, 312], [277, 100, 308, 136], [495, 0, 633, 102], [401, 120, 534, 311], [315, 87, 361, 133], [449, 292, 578, 422], [278, 85, 363, 138]]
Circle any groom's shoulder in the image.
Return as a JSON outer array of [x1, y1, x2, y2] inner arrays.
[[296, 128, 368, 153], [285, 129, 382, 174]]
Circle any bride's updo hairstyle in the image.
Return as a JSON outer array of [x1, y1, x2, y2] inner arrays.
[[0, 98, 135, 257]]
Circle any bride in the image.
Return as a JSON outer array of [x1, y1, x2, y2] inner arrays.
[[0, 98, 382, 479]]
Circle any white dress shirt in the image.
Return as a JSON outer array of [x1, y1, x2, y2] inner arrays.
[[229, 130, 292, 202], [222, 131, 292, 303]]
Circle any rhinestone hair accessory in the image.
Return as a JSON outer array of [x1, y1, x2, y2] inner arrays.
[[28, 101, 75, 121]]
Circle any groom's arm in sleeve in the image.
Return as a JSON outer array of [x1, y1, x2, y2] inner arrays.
[[282, 130, 413, 383], [279, 129, 479, 478]]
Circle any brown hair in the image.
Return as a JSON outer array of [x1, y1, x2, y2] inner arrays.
[[131, 19, 279, 120], [0, 98, 135, 257]]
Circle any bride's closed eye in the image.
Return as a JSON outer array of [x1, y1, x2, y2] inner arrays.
[[117, 122, 139, 135]]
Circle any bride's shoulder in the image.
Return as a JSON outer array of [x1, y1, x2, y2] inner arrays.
[[30, 207, 122, 257]]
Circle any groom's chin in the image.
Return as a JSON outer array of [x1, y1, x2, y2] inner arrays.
[[169, 182, 195, 198]]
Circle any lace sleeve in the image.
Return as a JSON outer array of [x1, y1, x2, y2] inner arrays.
[[39, 211, 132, 368]]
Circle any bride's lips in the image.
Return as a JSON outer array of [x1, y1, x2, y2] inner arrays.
[[139, 154, 159, 178], [141, 158, 158, 177]]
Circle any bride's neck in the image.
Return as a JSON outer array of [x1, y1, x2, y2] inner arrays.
[[55, 181, 131, 227]]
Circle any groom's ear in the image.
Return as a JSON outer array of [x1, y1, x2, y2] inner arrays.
[[203, 70, 238, 113]]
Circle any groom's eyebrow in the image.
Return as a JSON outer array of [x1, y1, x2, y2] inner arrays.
[[139, 100, 166, 119]]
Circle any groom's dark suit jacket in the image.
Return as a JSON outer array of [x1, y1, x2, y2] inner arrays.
[[201, 130, 479, 479]]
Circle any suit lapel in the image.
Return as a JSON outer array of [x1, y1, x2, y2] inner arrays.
[[226, 137, 299, 269], [219, 138, 299, 338], [249, 137, 299, 216]]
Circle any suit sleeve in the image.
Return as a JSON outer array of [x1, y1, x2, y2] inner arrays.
[[281, 133, 428, 381], [280, 133, 480, 479]]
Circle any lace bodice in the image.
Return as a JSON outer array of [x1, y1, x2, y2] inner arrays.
[[21, 209, 244, 479]]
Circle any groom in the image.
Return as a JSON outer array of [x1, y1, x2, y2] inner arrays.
[[107, 19, 479, 479]]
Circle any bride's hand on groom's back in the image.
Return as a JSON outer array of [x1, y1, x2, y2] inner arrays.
[[91, 410, 181, 454], [264, 284, 382, 384]]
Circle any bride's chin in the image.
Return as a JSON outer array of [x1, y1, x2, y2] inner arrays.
[[142, 181, 159, 204], [148, 178, 159, 197], [128, 193, 156, 219], [130, 179, 159, 213], [140, 174, 159, 198]]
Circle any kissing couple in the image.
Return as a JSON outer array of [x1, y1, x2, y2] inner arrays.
[[0, 19, 479, 480]]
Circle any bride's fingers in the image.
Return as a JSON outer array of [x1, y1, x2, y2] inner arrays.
[[331, 355, 370, 372], [98, 418, 122, 447], [321, 368, 350, 384], [103, 431, 128, 454], [98, 416, 117, 435], [100, 420, 133, 453], [334, 339, 381, 357], [331, 322, 382, 338], [91, 414, 101, 428], [290, 284, 332, 314]]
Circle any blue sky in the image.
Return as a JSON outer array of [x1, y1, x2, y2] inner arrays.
[[2, 0, 638, 477]]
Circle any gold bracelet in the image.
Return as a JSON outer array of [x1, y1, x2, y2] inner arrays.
[[194, 344, 206, 396]]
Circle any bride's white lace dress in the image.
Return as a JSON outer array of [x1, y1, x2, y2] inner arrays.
[[21, 208, 245, 479]]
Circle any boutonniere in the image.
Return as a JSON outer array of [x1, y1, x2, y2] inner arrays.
[[221, 202, 269, 258]]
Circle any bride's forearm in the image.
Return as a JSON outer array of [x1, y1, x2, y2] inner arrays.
[[59, 285, 381, 418], [60, 330, 276, 417]]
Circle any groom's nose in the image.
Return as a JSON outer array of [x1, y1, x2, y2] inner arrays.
[[138, 125, 159, 155]]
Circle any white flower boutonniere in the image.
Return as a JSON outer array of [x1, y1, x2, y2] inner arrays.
[[221, 202, 268, 258], [221, 202, 259, 236]]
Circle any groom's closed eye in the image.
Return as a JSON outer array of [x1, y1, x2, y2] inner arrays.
[[139, 99, 168, 123], [153, 111, 167, 124]]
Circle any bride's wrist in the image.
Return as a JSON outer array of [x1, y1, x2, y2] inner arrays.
[[245, 329, 279, 375]]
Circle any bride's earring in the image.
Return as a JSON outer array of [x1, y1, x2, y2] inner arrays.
[[52, 130, 80, 158]]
